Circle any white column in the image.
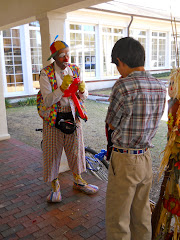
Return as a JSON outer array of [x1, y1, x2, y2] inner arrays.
[[0, 31, 10, 141], [36, 12, 69, 173], [20, 24, 34, 95], [146, 29, 151, 71], [37, 12, 67, 68], [166, 31, 171, 69], [96, 24, 103, 79]]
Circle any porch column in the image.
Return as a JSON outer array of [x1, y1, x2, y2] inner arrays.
[[20, 24, 34, 95], [37, 12, 69, 173], [37, 12, 67, 67], [0, 31, 10, 141]]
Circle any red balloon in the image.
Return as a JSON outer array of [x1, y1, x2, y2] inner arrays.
[[63, 77, 80, 97], [63, 78, 87, 120]]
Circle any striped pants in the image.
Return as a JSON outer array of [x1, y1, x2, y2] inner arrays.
[[43, 115, 86, 182]]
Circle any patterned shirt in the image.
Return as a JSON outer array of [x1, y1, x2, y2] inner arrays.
[[105, 71, 166, 149]]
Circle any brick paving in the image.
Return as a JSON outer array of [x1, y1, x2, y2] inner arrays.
[[0, 138, 107, 239]]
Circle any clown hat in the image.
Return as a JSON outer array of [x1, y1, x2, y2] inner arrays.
[[47, 40, 69, 61]]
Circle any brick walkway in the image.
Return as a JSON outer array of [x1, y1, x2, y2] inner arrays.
[[0, 138, 107, 240]]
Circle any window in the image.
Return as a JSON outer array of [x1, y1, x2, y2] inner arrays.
[[151, 32, 166, 68], [171, 34, 180, 68], [102, 27, 123, 77], [70, 24, 96, 78], [29, 22, 42, 90], [29, 21, 40, 27], [130, 30, 147, 66], [3, 28, 24, 93]]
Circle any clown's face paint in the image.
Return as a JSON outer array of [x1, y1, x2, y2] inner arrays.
[[54, 47, 70, 70]]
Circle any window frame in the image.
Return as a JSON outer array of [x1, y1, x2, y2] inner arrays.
[[3, 27, 24, 93], [171, 34, 180, 68], [130, 29, 147, 67], [102, 26, 124, 77], [151, 31, 167, 69], [69, 23, 96, 79], [29, 23, 42, 90]]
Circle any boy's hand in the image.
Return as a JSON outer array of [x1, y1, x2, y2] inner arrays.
[[109, 123, 115, 130]]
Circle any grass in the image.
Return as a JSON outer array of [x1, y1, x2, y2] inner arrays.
[[5, 97, 37, 109], [17, 97, 37, 106], [5, 99, 12, 108], [152, 72, 170, 78], [90, 88, 112, 96], [156, 76, 170, 80], [151, 120, 167, 167], [6, 99, 167, 168], [85, 100, 167, 167], [89, 76, 169, 96], [6, 99, 167, 202]]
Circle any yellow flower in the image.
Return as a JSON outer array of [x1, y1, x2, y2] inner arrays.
[[167, 113, 174, 127]]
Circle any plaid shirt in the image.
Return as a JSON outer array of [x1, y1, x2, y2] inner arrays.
[[105, 71, 166, 149]]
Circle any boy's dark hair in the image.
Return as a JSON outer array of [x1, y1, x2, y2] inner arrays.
[[111, 37, 145, 68]]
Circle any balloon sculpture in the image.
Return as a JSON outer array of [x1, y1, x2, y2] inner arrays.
[[152, 69, 180, 240], [63, 78, 88, 121]]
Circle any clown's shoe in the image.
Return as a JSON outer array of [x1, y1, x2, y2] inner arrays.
[[73, 173, 99, 195], [47, 178, 62, 203]]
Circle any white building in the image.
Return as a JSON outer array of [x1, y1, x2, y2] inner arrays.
[[1, 1, 180, 99], [0, 0, 180, 140]]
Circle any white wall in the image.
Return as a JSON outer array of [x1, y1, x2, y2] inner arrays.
[[67, 8, 180, 76], [0, 0, 109, 141]]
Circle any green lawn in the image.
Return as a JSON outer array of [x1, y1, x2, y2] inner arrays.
[[6, 100, 168, 201], [6, 99, 168, 170], [151, 120, 167, 167], [89, 88, 112, 96], [83, 100, 168, 168]]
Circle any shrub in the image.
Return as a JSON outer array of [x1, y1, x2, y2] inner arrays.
[[5, 99, 12, 108], [152, 72, 171, 78], [17, 97, 36, 106], [26, 98, 36, 106]]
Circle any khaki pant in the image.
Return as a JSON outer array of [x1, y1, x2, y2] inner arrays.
[[106, 149, 152, 240]]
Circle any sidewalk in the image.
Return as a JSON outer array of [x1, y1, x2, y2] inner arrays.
[[0, 138, 107, 240]]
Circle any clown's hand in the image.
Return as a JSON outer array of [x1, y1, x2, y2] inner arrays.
[[60, 75, 73, 91], [78, 81, 86, 93]]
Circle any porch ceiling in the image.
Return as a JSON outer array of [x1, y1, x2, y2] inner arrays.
[[0, 0, 109, 30], [1, 0, 179, 30], [90, 0, 180, 22]]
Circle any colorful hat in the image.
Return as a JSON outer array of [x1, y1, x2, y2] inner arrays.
[[47, 40, 69, 61]]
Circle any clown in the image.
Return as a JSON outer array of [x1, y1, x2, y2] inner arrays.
[[38, 39, 99, 202]]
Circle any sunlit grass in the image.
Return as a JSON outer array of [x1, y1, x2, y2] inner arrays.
[[83, 100, 167, 168], [6, 99, 168, 169], [6, 100, 168, 202]]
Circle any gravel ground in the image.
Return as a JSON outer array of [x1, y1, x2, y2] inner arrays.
[[6, 98, 167, 202]]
